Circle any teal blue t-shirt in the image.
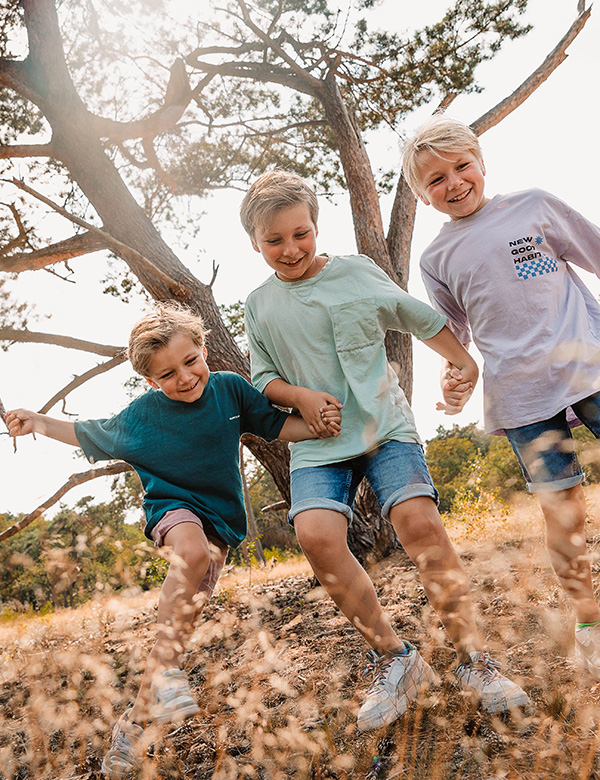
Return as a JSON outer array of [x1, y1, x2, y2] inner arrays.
[[74, 372, 288, 547]]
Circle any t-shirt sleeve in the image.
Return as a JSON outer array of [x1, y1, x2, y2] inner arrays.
[[245, 301, 284, 393], [420, 263, 471, 345], [74, 412, 129, 465], [544, 193, 600, 276], [362, 256, 447, 340], [236, 374, 289, 440]]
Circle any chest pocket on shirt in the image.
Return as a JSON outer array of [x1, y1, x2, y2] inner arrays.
[[330, 297, 380, 352]]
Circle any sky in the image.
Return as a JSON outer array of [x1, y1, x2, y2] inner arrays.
[[1, 0, 600, 518]]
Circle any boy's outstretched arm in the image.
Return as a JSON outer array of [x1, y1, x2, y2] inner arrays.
[[264, 378, 342, 438], [421, 325, 478, 415], [5, 409, 79, 447]]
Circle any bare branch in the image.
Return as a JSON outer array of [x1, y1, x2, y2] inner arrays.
[[0, 202, 32, 256], [4, 178, 187, 294], [0, 143, 55, 159], [471, 6, 592, 135], [39, 354, 128, 415], [0, 328, 123, 356], [0, 461, 134, 543], [209, 259, 219, 288], [0, 231, 108, 273], [235, 0, 321, 90]]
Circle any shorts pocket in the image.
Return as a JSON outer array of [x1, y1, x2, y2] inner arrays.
[[330, 297, 380, 352]]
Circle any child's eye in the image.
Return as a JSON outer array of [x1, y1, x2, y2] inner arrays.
[[295, 231, 309, 239], [456, 162, 469, 171], [266, 238, 281, 245], [186, 357, 197, 365], [429, 176, 443, 186]]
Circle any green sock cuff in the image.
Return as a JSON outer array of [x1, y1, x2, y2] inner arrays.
[[577, 620, 600, 629]]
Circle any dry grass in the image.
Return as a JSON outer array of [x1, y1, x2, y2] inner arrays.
[[2, 489, 600, 779]]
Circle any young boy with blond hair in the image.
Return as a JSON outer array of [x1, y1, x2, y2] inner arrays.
[[6, 303, 339, 778], [402, 113, 600, 679], [240, 169, 530, 732]]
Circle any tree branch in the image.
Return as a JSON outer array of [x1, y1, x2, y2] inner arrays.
[[38, 354, 128, 415], [4, 178, 187, 294], [471, 5, 592, 135], [0, 231, 108, 274], [235, 0, 321, 90], [0, 328, 123, 356], [0, 143, 55, 159], [0, 461, 134, 543]]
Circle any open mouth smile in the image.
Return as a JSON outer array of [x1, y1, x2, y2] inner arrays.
[[180, 377, 201, 393], [449, 189, 472, 203]]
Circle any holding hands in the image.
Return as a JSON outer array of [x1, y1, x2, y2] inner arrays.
[[436, 360, 477, 416], [295, 388, 343, 438]]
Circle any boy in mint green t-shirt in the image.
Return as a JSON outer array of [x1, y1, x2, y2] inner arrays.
[[241, 168, 530, 731]]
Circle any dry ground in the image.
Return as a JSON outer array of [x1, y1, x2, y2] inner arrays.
[[2, 488, 600, 779]]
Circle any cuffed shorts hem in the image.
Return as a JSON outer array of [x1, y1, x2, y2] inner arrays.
[[527, 473, 585, 494], [381, 484, 439, 519], [288, 497, 353, 524]]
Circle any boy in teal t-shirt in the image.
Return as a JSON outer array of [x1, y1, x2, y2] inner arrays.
[[6, 303, 339, 778], [241, 169, 530, 732]]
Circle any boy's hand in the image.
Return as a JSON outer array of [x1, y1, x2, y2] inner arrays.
[[296, 388, 343, 438], [436, 362, 475, 415], [5, 409, 38, 437], [320, 402, 342, 437]]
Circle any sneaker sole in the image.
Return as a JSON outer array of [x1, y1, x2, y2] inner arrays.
[[100, 756, 134, 779], [481, 689, 531, 714], [154, 700, 200, 724]]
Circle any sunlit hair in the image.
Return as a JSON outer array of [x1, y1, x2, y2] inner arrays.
[[402, 115, 483, 198], [240, 169, 319, 239], [128, 303, 206, 378]]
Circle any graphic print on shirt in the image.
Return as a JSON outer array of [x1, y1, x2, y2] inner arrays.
[[508, 233, 557, 280]]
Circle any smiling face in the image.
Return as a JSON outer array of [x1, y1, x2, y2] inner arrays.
[[145, 332, 209, 403], [251, 203, 323, 282], [416, 149, 489, 220]]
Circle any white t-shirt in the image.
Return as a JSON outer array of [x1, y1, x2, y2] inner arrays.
[[420, 189, 600, 432]]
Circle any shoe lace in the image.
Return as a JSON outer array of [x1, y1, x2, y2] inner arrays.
[[362, 650, 403, 692], [459, 651, 502, 682]]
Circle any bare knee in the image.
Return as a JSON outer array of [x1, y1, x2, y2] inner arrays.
[[294, 510, 349, 560], [390, 497, 458, 567]]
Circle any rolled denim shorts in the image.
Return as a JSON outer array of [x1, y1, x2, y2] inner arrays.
[[504, 391, 600, 493], [289, 440, 438, 524]]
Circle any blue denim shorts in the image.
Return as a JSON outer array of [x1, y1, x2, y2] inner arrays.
[[289, 440, 438, 524], [504, 391, 600, 493]]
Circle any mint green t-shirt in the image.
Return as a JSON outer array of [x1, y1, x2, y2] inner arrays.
[[245, 254, 446, 471]]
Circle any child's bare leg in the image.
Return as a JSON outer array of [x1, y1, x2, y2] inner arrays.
[[294, 509, 404, 653], [389, 496, 479, 658], [128, 523, 225, 723], [538, 483, 600, 624]]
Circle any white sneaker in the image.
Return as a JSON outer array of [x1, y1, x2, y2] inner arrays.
[[357, 642, 436, 731], [101, 710, 144, 778], [150, 668, 200, 724], [454, 651, 530, 714], [575, 623, 600, 680]]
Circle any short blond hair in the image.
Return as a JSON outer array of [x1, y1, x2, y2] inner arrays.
[[402, 115, 483, 197], [128, 303, 206, 378], [240, 169, 319, 239]]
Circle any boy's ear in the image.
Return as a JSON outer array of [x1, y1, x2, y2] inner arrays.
[[145, 376, 160, 390], [417, 192, 431, 206], [250, 236, 260, 253]]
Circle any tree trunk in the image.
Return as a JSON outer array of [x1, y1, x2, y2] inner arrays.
[[17, 0, 293, 500]]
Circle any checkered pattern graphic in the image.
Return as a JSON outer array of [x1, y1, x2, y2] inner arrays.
[[515, 255, 557, 280]]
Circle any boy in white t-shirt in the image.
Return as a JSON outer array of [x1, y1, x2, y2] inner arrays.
[[403, 114, 600, 679]]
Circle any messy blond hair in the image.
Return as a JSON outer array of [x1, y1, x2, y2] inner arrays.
[[240, 169, 319, 239], [402, 115, 483, 198], [128, 303, 206, 378]]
